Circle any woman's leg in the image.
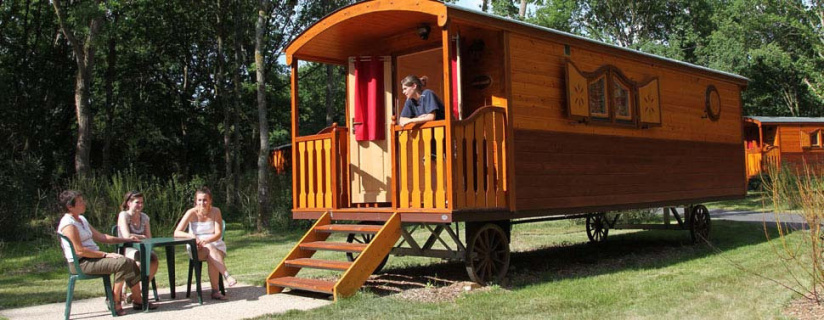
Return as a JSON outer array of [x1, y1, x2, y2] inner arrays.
[[149, 253, 159, 282], [197, 247, 222, 297], [79, 257, 139, 313]]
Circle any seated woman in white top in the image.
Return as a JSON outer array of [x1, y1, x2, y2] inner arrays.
[[174, 187, 236, 300], [56, 190, 153, 315], [117, 191, 159, 290]]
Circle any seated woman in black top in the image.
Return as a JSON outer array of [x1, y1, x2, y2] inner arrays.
[[398, 75, 444, 126]]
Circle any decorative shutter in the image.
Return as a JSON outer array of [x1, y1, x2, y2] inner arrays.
[[801, 129, 812, 148], [565, 62, 589, 119], [638, 78, 662, 127]]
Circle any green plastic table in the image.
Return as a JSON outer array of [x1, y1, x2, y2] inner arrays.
[[124, 237, 203, 311]]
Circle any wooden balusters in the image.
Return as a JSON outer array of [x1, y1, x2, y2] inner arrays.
[[293, 128, 348, 210], [395, 122, 448, 210], [451, 107, 508, 210]]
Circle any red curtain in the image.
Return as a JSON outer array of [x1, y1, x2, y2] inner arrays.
[[450, 44, 460, 119], [354, 57, 385, 141]]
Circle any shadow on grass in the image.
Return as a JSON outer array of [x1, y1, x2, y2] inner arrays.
[[358, 219, 790, 296]]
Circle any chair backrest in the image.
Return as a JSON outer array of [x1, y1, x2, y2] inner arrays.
[[57, 233, 87, 277], [111, 225, 119, 237]]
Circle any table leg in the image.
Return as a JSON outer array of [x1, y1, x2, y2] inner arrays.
[[140, 243, 151, 312], [190, 242, 204, 305], [194, 259, 203, 304], [166, 246, 176, 299]]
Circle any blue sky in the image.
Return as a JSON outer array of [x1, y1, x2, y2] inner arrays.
[[455, 0, 483, 11]]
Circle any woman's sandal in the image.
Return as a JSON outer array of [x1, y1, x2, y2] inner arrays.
[[113, 305, 126, 316], [211, 291, 226, 300], [225, 275, 237, 287]]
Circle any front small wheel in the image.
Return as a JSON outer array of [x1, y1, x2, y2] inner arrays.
[[586, 213, 609, 243], [690, 205, 711, 243], [465, 223, 510, 285]]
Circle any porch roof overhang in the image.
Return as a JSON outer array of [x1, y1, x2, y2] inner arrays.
[[285, 1, 448, 65], [745, 116, 824, 126]]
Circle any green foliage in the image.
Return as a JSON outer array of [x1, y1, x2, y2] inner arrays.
[[297, 63, 347, 136]]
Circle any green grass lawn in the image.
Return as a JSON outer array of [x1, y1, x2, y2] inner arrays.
[[0, 209, 814, 319]]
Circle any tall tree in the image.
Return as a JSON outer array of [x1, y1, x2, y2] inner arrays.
[[52, 0, 106, 177], [255, 0, 271, 232]]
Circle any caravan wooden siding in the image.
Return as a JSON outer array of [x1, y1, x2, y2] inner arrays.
[[508, 33, 745, 212], [508, 34, 742, 144], [778, 125, 824, 172]]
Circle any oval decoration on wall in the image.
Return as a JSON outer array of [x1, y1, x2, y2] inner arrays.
[[705, 85, 721, 121], [471, 75, 493, 90]]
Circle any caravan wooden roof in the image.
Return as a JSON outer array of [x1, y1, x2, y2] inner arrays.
[[286, 0, 748, 86]]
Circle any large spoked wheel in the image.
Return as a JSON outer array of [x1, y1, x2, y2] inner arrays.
[[465, 223, 510, 285], [690, 205, 711, 243], [586, 212, 609, 243], [346, 223, 388, 273]]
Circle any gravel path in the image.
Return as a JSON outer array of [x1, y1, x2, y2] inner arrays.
[[0, 283, 331, 320]]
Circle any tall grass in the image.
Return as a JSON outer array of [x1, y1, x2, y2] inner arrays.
[[31, 169, 295, 238], [763, 162, 824, 303]]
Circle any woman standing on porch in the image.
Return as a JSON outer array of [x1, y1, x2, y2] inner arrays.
[[398, 75, 445, 126]]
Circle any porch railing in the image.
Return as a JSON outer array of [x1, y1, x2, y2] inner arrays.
[[763, 145, 780, 172], [745, 147, 762, 178], [293, 125, 348, 209], [453, 106, 508, 209], [395, 120, 448, 210]]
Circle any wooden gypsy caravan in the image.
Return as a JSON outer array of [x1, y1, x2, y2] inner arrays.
[[265, 0, 749, 300], [744, 116, 824, 179]]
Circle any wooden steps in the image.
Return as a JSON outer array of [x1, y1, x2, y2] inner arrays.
[[315, 224, 383, 234], [265, 212, 402, 301], [267, 277, 334, 294], [285, 258, 352, 271], [299, 241, 366, 253]]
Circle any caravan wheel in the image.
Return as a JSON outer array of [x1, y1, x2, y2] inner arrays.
[[586, 212, 609, 243], [465, 223, 510, 285], [690, 205, 711, 243]]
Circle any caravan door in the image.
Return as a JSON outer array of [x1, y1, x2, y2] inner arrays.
[[348, 57, 393, 204]]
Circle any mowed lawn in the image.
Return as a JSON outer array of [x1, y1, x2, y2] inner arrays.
[[0, 208, 810, 319]]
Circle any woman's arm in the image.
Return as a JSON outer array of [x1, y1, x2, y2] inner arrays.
[[174, 209, 195, 238], [117, 212, 131, 238], [92, 224, 137, 244], [399, 113, 435, 127], [144, 215, 152, 239], [63, 225, 117, 259]]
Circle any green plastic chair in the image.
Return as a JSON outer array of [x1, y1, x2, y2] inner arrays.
[[186, 220, 225, 297], [57, 233, 117, 320], [111, 225, 159, 301]]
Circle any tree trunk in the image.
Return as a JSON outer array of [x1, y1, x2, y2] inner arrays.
[[255, 0, 270, 232], [52, 0, 103, 178], [232, 0, 244, 201], [216, 0, 234, 205], [519, 0, 527, 19]]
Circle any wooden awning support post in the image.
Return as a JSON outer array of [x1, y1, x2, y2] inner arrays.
[[291, 59, 300, 209], [442, 21, 454, 211]]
